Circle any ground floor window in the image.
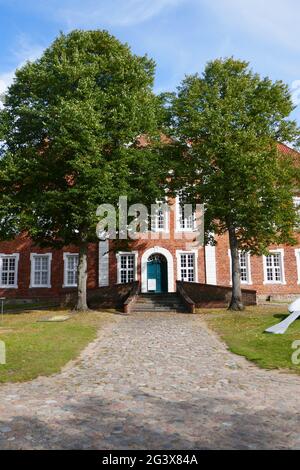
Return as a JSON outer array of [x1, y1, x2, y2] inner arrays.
[[63, 253, 79, 287], [295, 249, 300, 284], [179, 253, 195, 282], [264, 251, 285, 284], [30, 254, 52, 288], [0, 254, 19, 288], [118, 253, 136, 284], [228, 250, 252, 284], [239, 252, 250, 283]]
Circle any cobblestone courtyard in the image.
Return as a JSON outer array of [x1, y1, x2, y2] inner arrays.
[[0, 312, 299, 449]]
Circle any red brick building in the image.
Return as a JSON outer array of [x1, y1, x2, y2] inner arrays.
[[0, 201, 300, 304], [0, 143, 299, 305]]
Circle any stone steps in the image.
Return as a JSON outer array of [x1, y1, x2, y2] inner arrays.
[[130, 293, 188, 313]]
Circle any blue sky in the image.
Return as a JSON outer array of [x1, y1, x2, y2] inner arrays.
[[0, 0, 300, 123]]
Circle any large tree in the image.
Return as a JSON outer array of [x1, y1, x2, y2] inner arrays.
[[0, 30, 165, 311], [167, 58, 300, 310]]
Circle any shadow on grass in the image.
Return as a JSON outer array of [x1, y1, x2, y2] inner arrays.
[[273, 313, 300, 320]]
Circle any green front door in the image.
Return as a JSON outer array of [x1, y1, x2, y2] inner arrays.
[[147, 254, 168, 293]]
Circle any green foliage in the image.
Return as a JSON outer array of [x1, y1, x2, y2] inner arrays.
[[0, 30, 166, 247], [205, 307, 300, 373], [0, 309, 114, 383], [166, 58, 300, 254]]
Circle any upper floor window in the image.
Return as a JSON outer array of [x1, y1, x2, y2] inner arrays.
[[0, 254, 19, 288], [30, 253, 52, 288], [293, 197, 300, 228], [176, 193, 195, 231], [151, 202, 169, 232], [63, 253, 79, 287], [263, 250, 285, 284]]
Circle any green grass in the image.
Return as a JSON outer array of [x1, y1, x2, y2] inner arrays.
[[0, 309, 116, 383], [203, 306, 300, 374]]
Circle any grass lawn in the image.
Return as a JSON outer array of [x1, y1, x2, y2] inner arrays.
[[0, 309, 116, 383], [203, 306, 300, 374]]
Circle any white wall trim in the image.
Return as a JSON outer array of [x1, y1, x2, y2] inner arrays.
[[63, 252, 79, 288], [227, 249, 252, 285], [99, 240, 109, 287], [205, 245, 217, 285], [263, 248, 286, 285], [30, 253, 52, 288], [295, 249, 300, 284], [176, 249, 199, 283], [141, 246, 174, 293], [0, 253, 20, 289], [116, 251, 138, 284]]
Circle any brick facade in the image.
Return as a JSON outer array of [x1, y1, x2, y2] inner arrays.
[[0, 198, 300, 303]]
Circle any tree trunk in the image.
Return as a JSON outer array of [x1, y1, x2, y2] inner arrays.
[[228, 226, 245, 311], [75, 242, 89, 312]]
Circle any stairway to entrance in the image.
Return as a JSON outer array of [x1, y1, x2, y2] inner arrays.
[[130, 293, 188, 313]]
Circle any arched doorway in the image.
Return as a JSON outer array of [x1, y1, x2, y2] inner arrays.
[[141, 246, 174, 293], [147, 254, 168, 293]]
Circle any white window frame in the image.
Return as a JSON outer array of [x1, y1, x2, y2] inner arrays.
[[176, 250, 198, 283], [228, 250, 252, 285], [63, 253, 79, 288], [175, 195, 196, 232], [293, 197, 300, 228], [0, 253, 20, 289], [116, 252, 138, 284], [295, 249, 300, 284], [151, 202, 169, 233], [293, 197, 300, 208], [263, 249, 286, 285], [30, 253, 52, 288]]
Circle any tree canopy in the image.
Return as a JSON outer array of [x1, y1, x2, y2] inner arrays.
[[0, 30, 166, 309], [166, 58, 300, 309]]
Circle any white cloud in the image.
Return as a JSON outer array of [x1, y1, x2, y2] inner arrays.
[[56, 0, 185, 27], [0, 35, 44, 103], [13, 34, 45, 64], [0, 71, 15, 95], [204, 0, 300, 52]]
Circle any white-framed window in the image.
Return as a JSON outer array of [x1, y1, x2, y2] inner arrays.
[[0, 254, 19, 288], [239, 252, 250, 283], [63, 253, 79, 287], [176, 193, 196, 232], [117, 252, 138, 284], [228, 250, 252, 284], [293, 197, 300, 228], [295, 249, 300, 284], [293, 197, 300, 209], [30, 253, 52, 288], [151, 204, 169, 232], [263, 249, 286, 284], [176, 251, 198, 282]]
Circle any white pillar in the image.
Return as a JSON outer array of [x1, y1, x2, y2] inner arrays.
[[205, 245, 217, 285], [99, 240, 109, 287]]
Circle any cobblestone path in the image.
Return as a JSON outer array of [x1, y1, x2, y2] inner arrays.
[[0, 312, 299, 449]]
